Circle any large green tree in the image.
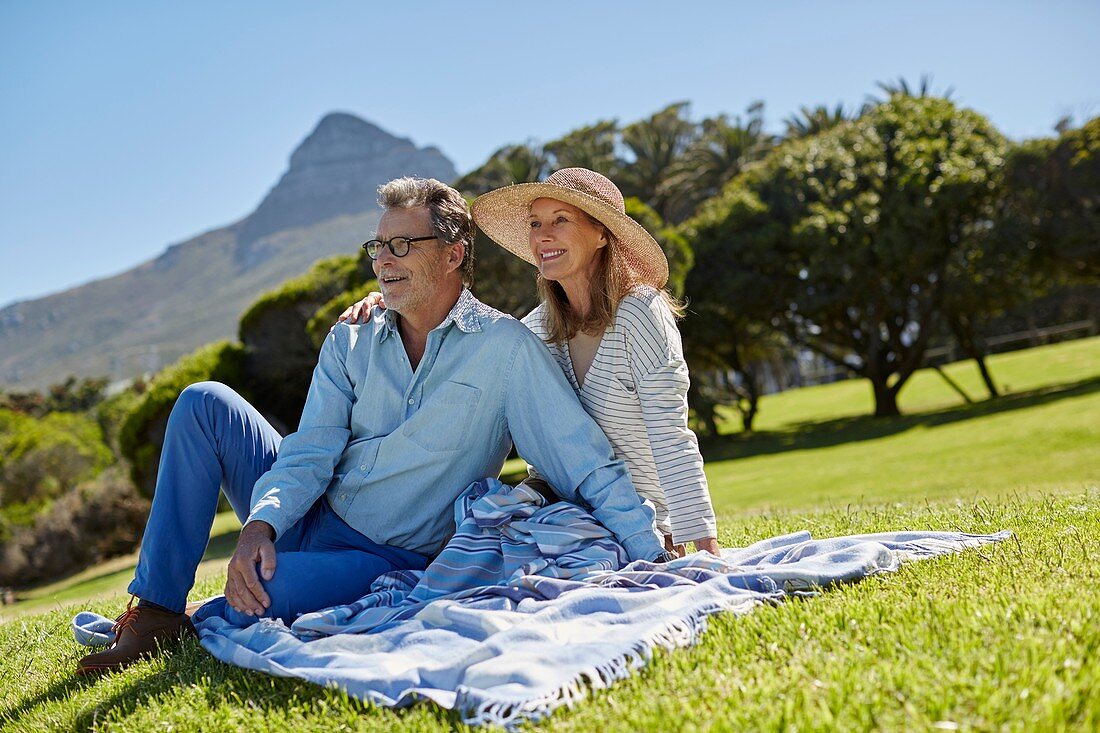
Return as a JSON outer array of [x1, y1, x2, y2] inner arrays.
[[662, 102, 774, 224], [688, 95, 1007, 417], [937, 116, 1100, 397], [615, 102, 698, 221], [454, 144, 550, 197], [544, 120, 618, 174], [1000, 117, 1100, 281], [783, 103, 853, 139]]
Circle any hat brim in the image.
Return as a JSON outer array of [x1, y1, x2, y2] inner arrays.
[[471, 182, 670, 289]]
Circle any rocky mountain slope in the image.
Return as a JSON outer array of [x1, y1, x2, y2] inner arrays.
[[0, 113, 456, 389]]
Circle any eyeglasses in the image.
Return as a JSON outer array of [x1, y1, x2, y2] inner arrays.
[[361, 235, 438, 260]]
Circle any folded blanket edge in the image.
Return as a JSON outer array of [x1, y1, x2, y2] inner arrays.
[[458, 591, 771, 729]]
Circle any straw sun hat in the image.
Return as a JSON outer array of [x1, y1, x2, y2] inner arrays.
[[471, 167, 670, 289]]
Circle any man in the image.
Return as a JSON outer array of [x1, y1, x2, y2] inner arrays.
[[77, 177, 666, 675]]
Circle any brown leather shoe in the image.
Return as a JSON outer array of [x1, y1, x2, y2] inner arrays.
[[76, 597, 195, 675]]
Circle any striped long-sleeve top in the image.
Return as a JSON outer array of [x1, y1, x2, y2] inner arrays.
[[522, 286, 717, 545]]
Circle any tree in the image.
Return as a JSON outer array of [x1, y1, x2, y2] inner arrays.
[[868, 74, 954, 105], [615, 102, 698, 221], [934, 117, 1100, 398], [544, 120, 618, 174], [662, 102, 774, 223], [783, 103, 852, 139], [1001, 117, 1100, 281], [687, 95, 1007, 417], [454, 144, 550, 197], [623, 197, 693, 296], [678, 299, 788, 435], [937, 213, 1039, 399], [682, 182, 794, 433], [0, 409, 112, 504]]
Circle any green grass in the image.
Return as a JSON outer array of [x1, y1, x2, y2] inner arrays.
[[705, 337, 1099, 511], [1, 337, 1098, 731]]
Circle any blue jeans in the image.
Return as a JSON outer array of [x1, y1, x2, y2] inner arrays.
[[128, 381, 428, 625]]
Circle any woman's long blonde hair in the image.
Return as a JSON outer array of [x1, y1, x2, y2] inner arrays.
[[536, 215, 684, 344]]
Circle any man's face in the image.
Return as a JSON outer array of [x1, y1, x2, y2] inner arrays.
[[372, 206, 453, 316]]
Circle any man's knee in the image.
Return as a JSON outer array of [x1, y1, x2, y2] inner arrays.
[[171, 381, 239, 425]]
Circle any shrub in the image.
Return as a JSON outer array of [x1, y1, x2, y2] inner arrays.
[[0, 467, 150, 588], [0, 376, 109, 418], [239, 253, 370, 429], [119, 340, 247, 497], [306, 280, 379, 348], [95, 387, 142, 455], [0, 409, 112, 505], [238, 253, 365, 339]]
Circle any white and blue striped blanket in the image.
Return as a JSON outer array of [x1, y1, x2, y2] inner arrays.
[[191, 479, 1009, 728]]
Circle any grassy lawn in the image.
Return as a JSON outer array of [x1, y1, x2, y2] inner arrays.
[[1, 337, 1097, 731]]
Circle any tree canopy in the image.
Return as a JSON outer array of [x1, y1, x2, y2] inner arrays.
[[687, 95, 1009, 416]]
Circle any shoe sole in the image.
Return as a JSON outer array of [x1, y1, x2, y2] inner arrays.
[[74, 626, 195, 677]]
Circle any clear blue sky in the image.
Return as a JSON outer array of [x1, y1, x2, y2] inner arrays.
[[1, 1, 1097, 308]]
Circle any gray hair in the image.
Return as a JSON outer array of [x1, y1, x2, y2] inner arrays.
[[377, 177, 475, 285]]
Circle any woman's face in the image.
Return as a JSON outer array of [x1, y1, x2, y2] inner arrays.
[[527, 198, 609, 290]]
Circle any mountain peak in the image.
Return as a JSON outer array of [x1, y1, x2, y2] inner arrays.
[[289, 112, 414, 169], [237, 112, 457, 250]]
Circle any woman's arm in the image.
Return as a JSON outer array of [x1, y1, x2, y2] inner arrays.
[[504, 332, 665, 563], [622, 294, 720, 553]]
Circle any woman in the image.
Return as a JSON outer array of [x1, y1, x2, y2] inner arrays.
[[343, 168, 718, 555]]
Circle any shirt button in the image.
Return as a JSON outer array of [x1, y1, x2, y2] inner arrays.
[[408, 398, 415, 404], [340, 493, 348, 501], [359, 465, 366, 471]]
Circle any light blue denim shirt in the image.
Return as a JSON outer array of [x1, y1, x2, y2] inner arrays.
[[247, 288, 663, 561]]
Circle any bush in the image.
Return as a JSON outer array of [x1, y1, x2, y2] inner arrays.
[[238, 254, 365, 339], [0, 409, 112, 505], [119, 340, 247, 497], [306, 280, 379, 348], [0, 467, 150, 588], [0, 376, 109, 418], [625, 197, 693, 297], [239, 254, 371, 429], [95, 387, 142, 455]]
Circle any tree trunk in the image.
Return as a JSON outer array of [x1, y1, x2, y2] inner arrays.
[[740, 396, 758, 432], [947, 315, 1000, 398], [687, 380, 718, 438], [932, 365, 975, 404], [973, 353, 1000, 398], [738, 366, 761, 433], [870, 377, 901, 417]]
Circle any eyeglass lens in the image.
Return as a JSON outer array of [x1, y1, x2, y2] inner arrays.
[[364, 237, 412, 259]]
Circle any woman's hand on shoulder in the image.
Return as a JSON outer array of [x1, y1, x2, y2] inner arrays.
[[337, 291, 385, 324]]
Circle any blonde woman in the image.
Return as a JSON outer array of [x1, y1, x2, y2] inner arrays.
[[342, 169, 718, 555]]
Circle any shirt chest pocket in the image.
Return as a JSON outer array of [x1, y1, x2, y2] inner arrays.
[[403, 380, 481, 452]]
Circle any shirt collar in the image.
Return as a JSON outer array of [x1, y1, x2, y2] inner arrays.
[[375, 287, 485, 341]]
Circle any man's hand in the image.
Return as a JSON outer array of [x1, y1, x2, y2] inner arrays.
[[337, 291, 385, 324], [225, 520, 277, 616]]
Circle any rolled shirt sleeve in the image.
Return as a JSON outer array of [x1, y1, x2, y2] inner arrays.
[[503, 331, 664, 562], [246, 324, 355, 539]]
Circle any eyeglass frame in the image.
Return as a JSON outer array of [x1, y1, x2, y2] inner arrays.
[[361, 235, 440, 260]]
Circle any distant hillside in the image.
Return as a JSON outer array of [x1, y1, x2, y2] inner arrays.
[[0, 113, 457, 389]]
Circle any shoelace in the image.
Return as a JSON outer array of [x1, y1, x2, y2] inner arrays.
[[111, 596, 141, 639]]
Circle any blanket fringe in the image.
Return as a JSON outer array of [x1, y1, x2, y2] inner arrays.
[[461, 595, 761, 729]]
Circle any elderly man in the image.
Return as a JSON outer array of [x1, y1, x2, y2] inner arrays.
[[77, 177, 666, 675]]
